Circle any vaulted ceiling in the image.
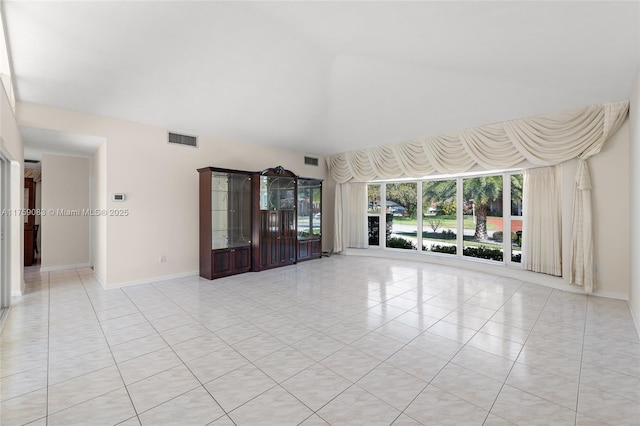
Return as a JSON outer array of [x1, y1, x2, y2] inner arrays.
[[4, 1, 639, 156]]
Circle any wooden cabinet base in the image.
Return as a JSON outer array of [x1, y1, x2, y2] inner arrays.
[[297, 239, 321, 262], [201, 246, 251, 280]]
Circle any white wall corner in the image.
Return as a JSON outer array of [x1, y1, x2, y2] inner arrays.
[[629, 68, 640, 339]]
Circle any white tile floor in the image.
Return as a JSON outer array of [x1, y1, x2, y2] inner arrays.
[[1, 256, 639, 425]]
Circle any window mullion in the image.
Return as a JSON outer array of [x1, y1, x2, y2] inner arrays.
[[380, 183, 387, 248], [503, 173, 512, 265], [416, 181, 422, 252], [456, 177, 463, 257]]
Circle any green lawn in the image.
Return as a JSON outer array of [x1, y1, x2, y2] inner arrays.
[[393, 215, 499, 231]]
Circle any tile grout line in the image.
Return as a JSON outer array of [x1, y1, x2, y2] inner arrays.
[[387, 279, 531, 425], [73, 268, 143, 426], [118, 280, 239, 425], [574, 295, 589, 426], [312, 278, 500, 425], [476, 285, 556, 424]]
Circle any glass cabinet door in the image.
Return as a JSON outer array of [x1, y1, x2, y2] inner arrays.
[[297, 185, 311, 239], [310, 185, 321, 237], [211, 172, 251, 249], [297, 179, 321, 240], [259, 175, 295, 211]]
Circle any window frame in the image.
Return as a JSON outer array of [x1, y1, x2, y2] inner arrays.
[[366, 169, 524, 268]]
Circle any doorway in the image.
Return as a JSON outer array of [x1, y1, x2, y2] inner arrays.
[[0, 153, 10, 327]]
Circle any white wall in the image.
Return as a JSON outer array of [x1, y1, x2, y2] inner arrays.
[[0, 82, 23, 296], [40, 154, 91, 270], [17, 102, 327, 287], [630, 70, 640, 335]]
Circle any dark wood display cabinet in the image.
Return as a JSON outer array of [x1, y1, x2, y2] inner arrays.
[[199, 165, 323, 279], [252, 167, 297, 271], [297, 178, 322, 261], [198, 167, 252, 279]]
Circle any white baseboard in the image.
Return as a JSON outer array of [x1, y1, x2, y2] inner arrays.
[[94, 274, 106, 289], [12, 280, 24, 297], [343, 248, 629, 300], [40, 263, 92, 272], [105, 270, 200, 290]]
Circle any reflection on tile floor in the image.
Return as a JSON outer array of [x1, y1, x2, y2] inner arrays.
[[1, 256, 639, 425]]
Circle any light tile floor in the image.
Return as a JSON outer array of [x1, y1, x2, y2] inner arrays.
[[1, 256, 639, 425]]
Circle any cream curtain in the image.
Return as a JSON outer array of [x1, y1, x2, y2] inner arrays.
[[334, 184, 344, 253], [570, 159, 594, 292], [523, 166, 562, 276], [333, 182, 368, 251], [327, 101, 628, 183], [567, 102, 627, 293], [345, 183, 368, 248]]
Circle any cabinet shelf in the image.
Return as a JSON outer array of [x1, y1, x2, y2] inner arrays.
[[199, 167, 253, 279]]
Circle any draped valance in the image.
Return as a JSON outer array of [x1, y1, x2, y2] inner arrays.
[[327, 101, 629, 183]]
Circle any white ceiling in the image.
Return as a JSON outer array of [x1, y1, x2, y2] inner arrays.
[[4, 1, 639, 157]]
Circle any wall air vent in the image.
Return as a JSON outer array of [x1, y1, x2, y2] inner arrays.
[[304, 156, 319, 166], [168, 132, 198, 148]]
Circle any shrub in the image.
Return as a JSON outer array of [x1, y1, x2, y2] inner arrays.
[[387, 237, 415, 250], [437, 200, 456, 216], [430, 244, 457, 254], [463, 246, 503, 261], [441, 229, 456, 240], [430, 242, 520, 262], [492, 231, 517, 243]]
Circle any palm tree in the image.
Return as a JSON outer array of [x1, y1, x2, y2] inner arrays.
[[463, 176, 502, 240], [423, 180, 456, 211], [510, 174, 523, 215], [422, 175, 519, 241]]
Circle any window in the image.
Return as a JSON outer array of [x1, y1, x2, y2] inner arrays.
[[509, 173, 523, 263], [366, 170, 523, 267], [423, 179, 457, 254], [386, 182, 417, 250], [463, 175, 503, 262], [367, 184, 382, 246]]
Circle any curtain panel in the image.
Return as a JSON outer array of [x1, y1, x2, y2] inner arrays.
[[345, 183, 368, 249], [570, 159, 595, 292], [523, 166, 562, 276], [333, 182, 369, 252]]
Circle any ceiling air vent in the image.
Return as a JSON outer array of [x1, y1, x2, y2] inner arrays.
[[168, 132, 198, 148], [304, 156, 319, 166]]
